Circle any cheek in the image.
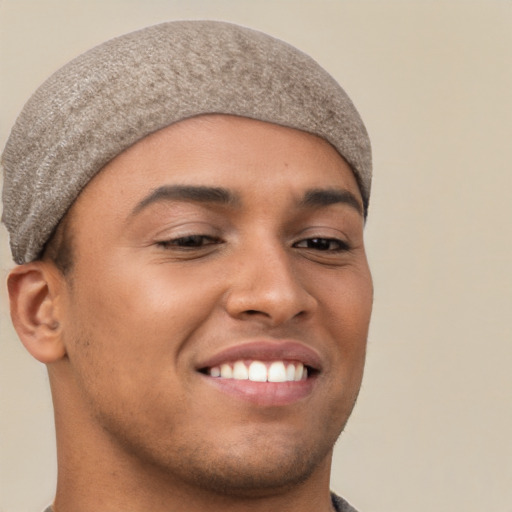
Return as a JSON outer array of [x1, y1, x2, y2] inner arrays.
[[70, 257, 217, 334], [314, 264, 372, 383], [316, 262, 373, 336], [63, 255, 236, 389], [62, 263, 217, 393]]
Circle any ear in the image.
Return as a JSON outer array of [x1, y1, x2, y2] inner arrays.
[[7, 262, 67, 363]]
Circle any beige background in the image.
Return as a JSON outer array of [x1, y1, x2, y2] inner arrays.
[[1, 1, 511, 511]]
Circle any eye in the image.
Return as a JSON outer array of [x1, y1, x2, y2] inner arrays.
[[293, 237, 350, 252], [156, 234, 222, 249]]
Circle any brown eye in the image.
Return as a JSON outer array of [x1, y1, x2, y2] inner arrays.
[[294, 238, 349, 252]]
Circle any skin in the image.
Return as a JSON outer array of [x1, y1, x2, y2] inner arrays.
[[8, 115, 373, 512]]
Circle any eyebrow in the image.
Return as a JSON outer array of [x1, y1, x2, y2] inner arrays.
[[299, 188, 364, 216], [130, 185, 239, 216], [130, 184, 363, 218]]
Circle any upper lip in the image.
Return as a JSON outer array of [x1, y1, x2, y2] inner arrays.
[[196, 340, 323, 372]]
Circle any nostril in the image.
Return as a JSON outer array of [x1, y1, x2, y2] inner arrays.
[[242, 309, 273, 318]]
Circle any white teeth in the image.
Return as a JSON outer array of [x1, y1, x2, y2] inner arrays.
[[286, 363, 296, 381], [248, 361, 267, 382], [294, 362, 304, 381], [268, 361, 287, 382], [233, 361, 249, 380], [220, 364, 233, 379], [208, 360, 309, 382]]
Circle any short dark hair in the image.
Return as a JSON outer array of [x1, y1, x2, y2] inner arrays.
[[41, 212, 74, 275]]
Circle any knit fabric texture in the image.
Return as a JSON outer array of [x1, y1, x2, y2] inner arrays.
[[1, 20, 372, 264]]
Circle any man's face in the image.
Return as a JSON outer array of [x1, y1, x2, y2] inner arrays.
[[56, 115, 373, 494]]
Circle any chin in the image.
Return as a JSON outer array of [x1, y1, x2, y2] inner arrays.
[[177, 448, 329, 498], [155, 425, 338, 498]]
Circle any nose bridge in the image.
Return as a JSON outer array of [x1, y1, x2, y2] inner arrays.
[[225, 236, 316, 325]]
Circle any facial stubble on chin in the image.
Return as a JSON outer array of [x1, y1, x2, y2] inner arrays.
[[67, 321, 363, 498], [161, 423, 344, 498], [173, 396, 360, 498], [84, 387, 354, 500], [165, 386, 363, 497]]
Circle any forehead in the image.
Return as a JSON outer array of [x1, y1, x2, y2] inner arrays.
[[71, 114, 362, 218]]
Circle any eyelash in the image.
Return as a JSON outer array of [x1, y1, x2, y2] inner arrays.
[[292, 237, 350, 252], [156, 235, 350, 252], [156, 235, 222, 249]]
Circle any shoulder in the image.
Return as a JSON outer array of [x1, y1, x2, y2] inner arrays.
[[331, 492, 359, 512]]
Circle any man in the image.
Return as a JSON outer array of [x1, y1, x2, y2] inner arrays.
[[2, 21, 372, 512]]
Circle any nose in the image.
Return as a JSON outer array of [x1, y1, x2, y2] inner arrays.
[[224, 241, 317, 327]]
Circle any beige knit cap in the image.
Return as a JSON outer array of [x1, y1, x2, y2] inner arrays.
[[1, 20, 372, 264]]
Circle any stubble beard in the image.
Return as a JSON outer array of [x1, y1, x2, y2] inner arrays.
[[70, 326, 359, 500], [109, 432, 342, 502], [167, 433, 338, 498], [96, 405, 352, 501]]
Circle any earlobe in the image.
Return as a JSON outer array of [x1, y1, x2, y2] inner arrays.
[[7, 262, 67, 363]]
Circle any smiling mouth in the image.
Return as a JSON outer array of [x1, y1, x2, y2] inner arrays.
[[199, 360, 314, 382], [196, 341, 322, 405]]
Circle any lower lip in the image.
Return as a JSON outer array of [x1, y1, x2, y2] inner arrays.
[[201, 375, 317, 406]]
